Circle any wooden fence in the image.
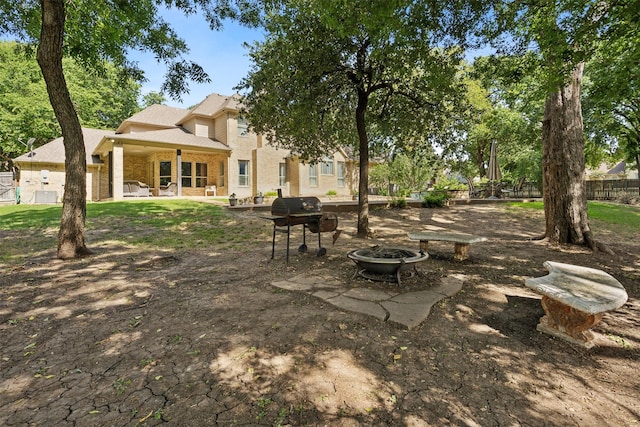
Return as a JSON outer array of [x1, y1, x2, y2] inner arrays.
[[586, 179, 640, 200], [0, 172, 15, 204]]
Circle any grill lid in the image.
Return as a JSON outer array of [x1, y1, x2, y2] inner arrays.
[[271, 197, 322, 216]]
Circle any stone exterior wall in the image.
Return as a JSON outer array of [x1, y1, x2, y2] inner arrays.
[[254, 145, 289, 196], [17, 163, 65, 204], [291, 153, 351, 197], [214, 115, 228, 145], [17, 163, 111, 203], [123, 155, 148, 184]]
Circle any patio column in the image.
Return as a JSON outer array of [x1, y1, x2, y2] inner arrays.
[[112, 141, 124, 201], [176, 149, 182, 196]]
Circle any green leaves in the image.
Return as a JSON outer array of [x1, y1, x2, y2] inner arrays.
[[0, 41, 141, 156], [238, 1, 476, 162]]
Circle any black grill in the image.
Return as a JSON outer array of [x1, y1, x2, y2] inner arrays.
[[263, 197, 339, 261]]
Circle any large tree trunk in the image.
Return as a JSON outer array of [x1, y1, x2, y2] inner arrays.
[[356, 89, 370, 238], [37, 0, 90, 259], [635, 153, 640, 196], [541, 63, 598, 248]]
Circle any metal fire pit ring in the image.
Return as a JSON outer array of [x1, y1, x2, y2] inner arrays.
[[347, 246, 429, 285]]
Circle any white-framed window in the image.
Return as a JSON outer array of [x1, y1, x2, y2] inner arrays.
[[159, 161, 172, 186], [195, 162, 208, 187], [238, 160, 250, 186], [337, 161, 345, 187], [279, 163, 286, 187], [309, 164, 318, 186], [219, 161, 225, 187], [321, 157, 334, 175], [237, 116, 248, 136]]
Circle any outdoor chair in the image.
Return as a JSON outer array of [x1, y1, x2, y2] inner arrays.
[[158, 182, 177, 196], [501, 177, 526, 198], [123, 180, 151, 197], [205, 185, 217, 196], [467, 179, 483, 199]]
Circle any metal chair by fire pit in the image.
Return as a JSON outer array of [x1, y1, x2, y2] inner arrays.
[[262, 196, 339, 262]]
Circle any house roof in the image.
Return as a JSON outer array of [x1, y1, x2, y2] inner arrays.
[[116, 104, 190, 133], [179, 93, 243, 123], [106, 127, 230, 152], [13, 127, 116, 165], [607, 161, 626, 174]]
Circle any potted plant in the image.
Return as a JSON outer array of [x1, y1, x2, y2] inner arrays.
[[228, 193, 237, 206], [253, 192, 264, 204], [264, 190, 278, 203]]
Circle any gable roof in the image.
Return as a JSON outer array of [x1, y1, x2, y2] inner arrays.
[[607, 161, 626, 175], [116, 104, 190, 133], [178, 93, 243, 124], [13, 128, 116, 165]]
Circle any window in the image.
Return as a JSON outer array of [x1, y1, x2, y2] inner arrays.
[[309, 164, 318, 186], [159, 161, 171, 186], [337, 161, 345, 187], [181, 162, 192, 188], [321, 157, 334, 175], [238, 160, 249, 186], [237, 116, 248, 136], [195, 163, 208, 187], [279, 163, 286, 187], [219, 161, 225, 187]]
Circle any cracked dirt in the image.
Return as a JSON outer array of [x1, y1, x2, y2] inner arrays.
[[1, 204, 639, 426]]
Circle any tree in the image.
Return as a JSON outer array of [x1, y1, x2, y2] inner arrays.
[[583, 38, 640, 188], [370, 150, 442, 197], [0, 40, 141, 158], [141, 91, 168, 108], [238, 0, 482, 237], [441, 59, 542, 185], [0, 0, 257, 259], [489, 0, 636, 250]]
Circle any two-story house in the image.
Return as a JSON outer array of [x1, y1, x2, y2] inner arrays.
[[13, 93, 356, 203]]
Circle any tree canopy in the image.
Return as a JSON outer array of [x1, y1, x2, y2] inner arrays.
[[0, 40, 140, 158], [238, 0, 485, 236]]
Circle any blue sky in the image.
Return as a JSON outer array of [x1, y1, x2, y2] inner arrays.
[[135, 9, 263, 109], [132, 8, 491, 110]]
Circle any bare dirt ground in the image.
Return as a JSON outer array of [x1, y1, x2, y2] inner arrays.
[[1, 203, 639, 426]]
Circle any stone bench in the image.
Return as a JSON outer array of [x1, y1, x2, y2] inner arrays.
[[525, 261, 628, 348], [407, 232, 487, 261]]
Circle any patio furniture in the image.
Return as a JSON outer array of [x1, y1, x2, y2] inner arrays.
[[501, 177, 526, 198], [158, 182, 177, 196], [408, 231, 488, 261], [525, 261, 628, 348], [467, 179, 484, 199], [123, 180, 151, 197], [205, 185, 217, 196]]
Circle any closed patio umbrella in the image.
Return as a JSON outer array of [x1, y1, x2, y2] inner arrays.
[[487, 141, 501, 198]]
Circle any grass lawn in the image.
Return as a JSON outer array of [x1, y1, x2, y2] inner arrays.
[[2, 199, 638, 264], [0, 199, 271, 264], [509, 200, 640, 235]]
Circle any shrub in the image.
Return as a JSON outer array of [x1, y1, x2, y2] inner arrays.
[[421, 191, 450, 208], [433, 176, 468, 191], [264, 191, 279, 197], [326, 189, 337, 196], [389, 197, 408, 208], [614, 191, 640, 205]]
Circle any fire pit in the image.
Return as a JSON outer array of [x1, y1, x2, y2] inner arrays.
[[347, 246, 428, 285]]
